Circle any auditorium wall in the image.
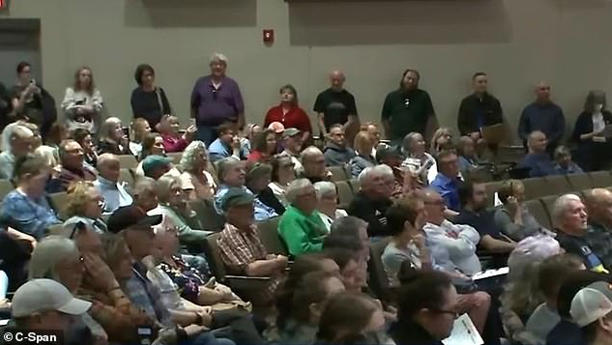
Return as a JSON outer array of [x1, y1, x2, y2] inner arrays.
[[3, 0, 612, 143]]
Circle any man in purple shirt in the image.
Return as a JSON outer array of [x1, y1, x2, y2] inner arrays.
[[190, 52, 245, 146]]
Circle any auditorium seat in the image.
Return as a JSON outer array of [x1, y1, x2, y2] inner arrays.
[[166, 152, 182, 165], [328, 165, 349, 182], [521, 177, 546, 200], [483, 181, 501, 208], [540, 195, 560, 228], [542, 175, 572, 197], [189, 199, 225, 232], [119, 168, 135, 193], [335, 180, 354, 209], [368, 237, 392, 303], [256, 217, 288, 256], [524, 199, 552, 231], [0, 179, 14, 202], [348, 179, 361, 194], [567, 173, 592, 191], [588, 171, 612, 188], [117, 154, 138, 170]]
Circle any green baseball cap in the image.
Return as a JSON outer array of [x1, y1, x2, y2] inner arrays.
[[221, 187, 255, 212]]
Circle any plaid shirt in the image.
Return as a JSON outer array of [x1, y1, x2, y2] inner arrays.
[[585, 222, 612, 269], [217, 223, 268, 274], [124, 262, 173, 328]]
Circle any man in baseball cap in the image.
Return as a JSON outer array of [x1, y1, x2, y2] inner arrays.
[[11, 278, 91, 332], [570, 281, 612, 345], [107, 205, 161, 260]]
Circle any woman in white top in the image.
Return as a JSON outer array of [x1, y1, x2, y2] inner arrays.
[[313, 181, 347, 232], [400, 132, 437, 185], [129, 117, 151, 157], [269, 154, 296, 206], [179, 140, 217, 201], [61, 66, 104, 133]]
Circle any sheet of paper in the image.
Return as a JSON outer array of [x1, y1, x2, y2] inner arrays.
[[472, 267, 509, 281], [442, 313, 483, 345]]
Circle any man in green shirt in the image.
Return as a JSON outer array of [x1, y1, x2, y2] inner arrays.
[[381, 69, 435, 146], [278, 178, 328, 256]]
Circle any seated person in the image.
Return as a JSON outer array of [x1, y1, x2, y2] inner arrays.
[[0, 124, 33, 179], [569, 281, 612, 345], [213, 157, 247, 214], [583, 189, 612, 268], [349, 131, 376, 178], [494, 179, 543, 241], [314, 181, 347, 232], [157, 114, 196, 153], [280, 127, 304, 173], [208, 122, 248, 163], [299, 146, 330, 183], [525, 254, 585, 345], [216, 187, 288, 304], [47, 139, 96, 193], [457, 135, 480, 173], [553, 145, 584, 175], [376, 145, 406, 199], [323, 124, 355, 167], [246, 129, 278, 163], [518, 131, 558, 177], [97, 117, 131, 155], [142, 154, 173, 180], [179, 140, 217, 201], [128, 117, 151, 157], [455, 179, 516, 254], [72, 128, 97, 169], [347, 165, 394, 237], [245, 163, 282, 221], [279, 271, 346, 345], [401, 132, 437, 186], [422, 189, 482, 276], [553, 194, 608, 273], [430, 150, 462, 212], [389, 271, 459, 345], [63, 181, 108, 234], [269, 154, 296, 206], [278, 178, 327, 256], [94, 153, 132, 214], [0, 154, 60, 239]]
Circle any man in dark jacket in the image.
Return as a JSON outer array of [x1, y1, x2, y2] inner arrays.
[[457, 72, 503, 142], [323, 124, 355, 166]]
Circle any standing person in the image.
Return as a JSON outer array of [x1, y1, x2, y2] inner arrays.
[[61, 66, 104, 133], [313, 70, 358, 138], [10, 61, 57, 138], [0, 81, 13, 131], [457, 72, 504, 145], [264, 84, 312, 143], [190, 53, 244, 146], [518, 81, 565, 152], [131, 64, 172, 130], [381, 69, 435, 146], [572, 90, 612, 171]]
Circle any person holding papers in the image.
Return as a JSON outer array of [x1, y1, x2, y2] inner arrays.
[[572, 90, 612, 171]]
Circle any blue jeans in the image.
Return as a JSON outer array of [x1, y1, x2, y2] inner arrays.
[[182, 332, 235, 345], [196, 126, 218, 147]]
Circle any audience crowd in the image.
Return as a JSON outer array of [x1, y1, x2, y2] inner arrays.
[[1, 53, 612, 345]]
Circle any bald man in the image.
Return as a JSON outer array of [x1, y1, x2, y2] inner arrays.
[[517, 131, 558, 177], [94, 153, 132, 213], [313, 70, 358, 136], [518, 81, 565, 153], [584, 188, 612, 267]]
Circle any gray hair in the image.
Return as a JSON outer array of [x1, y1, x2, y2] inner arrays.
[[133, 176, 156, 197], [156, 174, 181, 204], [286, 178, 313, 204], [330, 216, 368, 237], [180, 140, 207, 172], [358, 164, 393, 184], [552, 193, 582, 227], [313, 181, 337, 200], [215, 156, 241, 182], [299, 146, 323, 163], [28, 236, 79, 281], [210, 52, 228, 64]]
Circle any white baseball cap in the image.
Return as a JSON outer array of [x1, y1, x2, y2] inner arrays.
[[570, 281, 612, 327], [11, 279, 92, 318]]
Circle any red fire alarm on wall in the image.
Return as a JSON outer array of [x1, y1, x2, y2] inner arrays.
[[263, 29, 274, 44]]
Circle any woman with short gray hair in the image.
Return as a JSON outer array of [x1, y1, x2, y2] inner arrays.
[[279, 178, 328, 256], [314, 181, 347, 231], [179, 140, 217, 201]]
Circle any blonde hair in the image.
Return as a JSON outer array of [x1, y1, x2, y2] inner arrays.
[[65, 181, 96, 217], [99, 117, 122, 143], [29, 236, 79, 281], [130, 118, 150, 143], [430, 127, 452, 153], [156, 174, 181, 204], [353, 131, 373, 156]]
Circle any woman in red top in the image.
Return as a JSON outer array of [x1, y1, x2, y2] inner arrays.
[[247, 128, 277, 163], [156, 114, 196, 152], [264, 84, 312, 143]]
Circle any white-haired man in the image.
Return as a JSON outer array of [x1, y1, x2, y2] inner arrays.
[[0, 124, 33, 179], [278, 178, 327, 256], [347, 165, 394, 237], [190, 52, 244, 146], [553, 193, 608, 273], [517, 130, 558, 177], [94, 153, 132, 214]]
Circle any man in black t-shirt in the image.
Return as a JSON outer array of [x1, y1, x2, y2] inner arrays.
[[313, 70, 358, 137]]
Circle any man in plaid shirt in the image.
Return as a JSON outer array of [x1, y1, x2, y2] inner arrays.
[[216, 188, 288, 304]]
